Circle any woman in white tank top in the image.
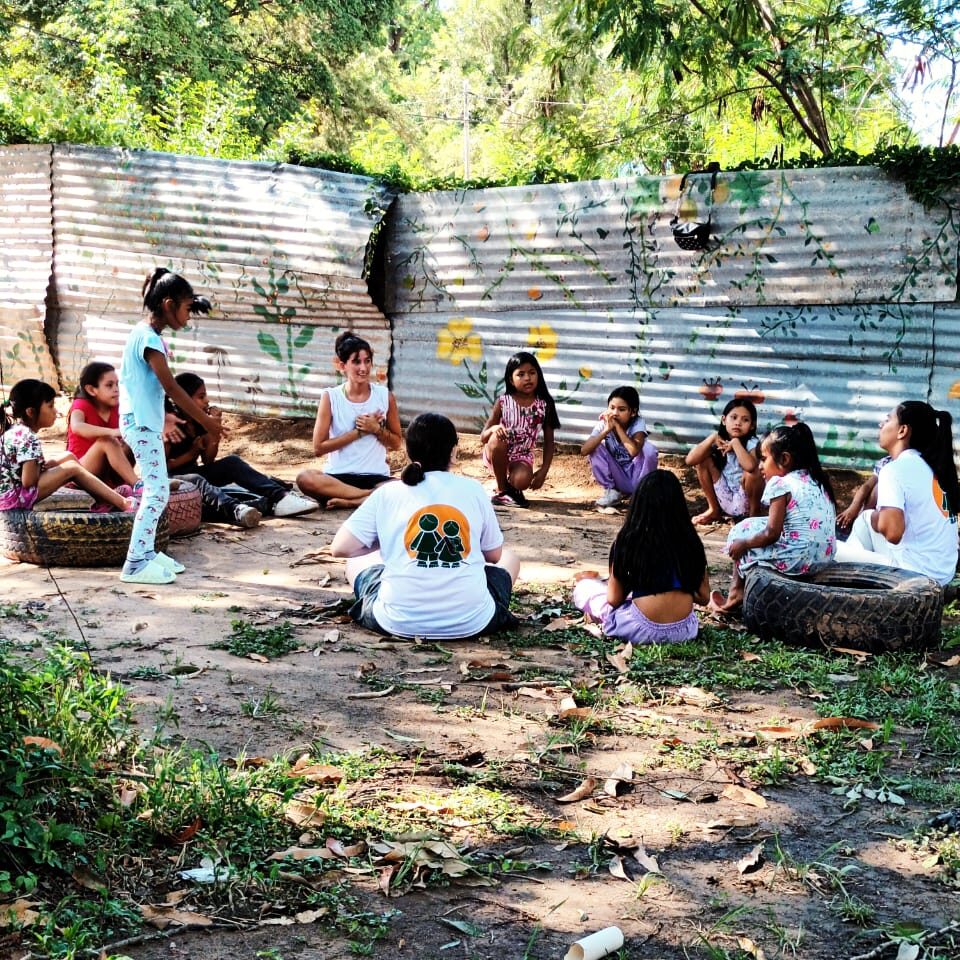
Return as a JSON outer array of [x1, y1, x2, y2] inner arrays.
[[296, 332, 402, 509]]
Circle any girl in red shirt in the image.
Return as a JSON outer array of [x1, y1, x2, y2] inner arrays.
[[67, 362, 140, 490]]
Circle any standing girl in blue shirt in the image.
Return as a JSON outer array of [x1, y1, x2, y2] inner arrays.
[[119, 269, 221, 585]]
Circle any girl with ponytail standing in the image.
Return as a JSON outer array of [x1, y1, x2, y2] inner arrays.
[[118, 269, 222, 585], [837, 402, 959, 585], [331, 413, 519, 639]]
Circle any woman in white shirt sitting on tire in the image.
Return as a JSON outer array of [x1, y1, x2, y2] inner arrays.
[[837, 401, 959, 585]]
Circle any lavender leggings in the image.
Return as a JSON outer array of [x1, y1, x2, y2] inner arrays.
[[572, 578, 699, 645], [588, 441, 659, 495]]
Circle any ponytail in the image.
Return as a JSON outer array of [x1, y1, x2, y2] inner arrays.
[[0, 397, 10, 435], [402, 413, 457, 485], [932, 410, 960, 513], [142, 268, 195, 315], [401, 461, 426, 486], [765, 421, 835, 504]]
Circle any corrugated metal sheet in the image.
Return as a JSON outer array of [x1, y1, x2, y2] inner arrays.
[[392, 304, 935, 466], [49, 145, 394, 415], [0, 144, 59, 391], [385, 168, 958, 314]]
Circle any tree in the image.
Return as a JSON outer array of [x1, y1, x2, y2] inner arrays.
[[554, 0, 908, 156]]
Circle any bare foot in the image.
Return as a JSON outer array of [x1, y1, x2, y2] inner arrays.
[[693, 509, 723, 526], [326, 496, 366, 510], [709, 588, 743, 614]]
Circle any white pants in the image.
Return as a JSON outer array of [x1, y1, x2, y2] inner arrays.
[[834, 510, 896, 567]]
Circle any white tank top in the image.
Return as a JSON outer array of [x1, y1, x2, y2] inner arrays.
[[323, 383, 391, 476]]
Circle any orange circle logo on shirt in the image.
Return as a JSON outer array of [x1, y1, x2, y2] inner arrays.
[[404, 504, 472, 568], [932, 476, 956, 520]]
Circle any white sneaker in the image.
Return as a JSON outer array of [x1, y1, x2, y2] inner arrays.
[[595, 489, 623, 508], [235, 505, 262, 528], [153, 551, 185, 574], [273, 491, 319, 517]]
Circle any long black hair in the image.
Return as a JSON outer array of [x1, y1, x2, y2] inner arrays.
[[764, 421, 836, 504], [503, 351, 560, 429], [711, 397, 758, 472], [401, 413, 457, 486], [611, 469, 706, 596], [896, 401, 960, 513], [2, 379, 56, 433], [76, 361, 116, 399]]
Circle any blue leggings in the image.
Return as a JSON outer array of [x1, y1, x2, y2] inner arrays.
[[121, 420, 169, 563]]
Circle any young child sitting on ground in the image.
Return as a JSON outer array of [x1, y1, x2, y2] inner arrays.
[[685, 398, 763, 524], [710, 421, 836, 613], [1, 379, 135, 513], [66, 361, 141, 490], [581, 386, 658, 508], [167, 372, 317, 522], [572, 470, 709, 644]]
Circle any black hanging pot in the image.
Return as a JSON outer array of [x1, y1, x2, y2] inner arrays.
[[669, 165, 719, 252]]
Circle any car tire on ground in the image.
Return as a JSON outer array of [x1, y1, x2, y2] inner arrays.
[[0, 509, 170, 567], [742, 561, 943, 653]]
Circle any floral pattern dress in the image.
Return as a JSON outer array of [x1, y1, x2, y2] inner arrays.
[[726, 470, 836, 575]]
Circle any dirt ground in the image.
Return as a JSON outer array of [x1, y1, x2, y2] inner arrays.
[[4, 414, 956, 960]]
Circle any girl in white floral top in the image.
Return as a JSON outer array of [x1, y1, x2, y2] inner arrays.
[[710, 421, 836, 613], [0, 379, 135, 513]]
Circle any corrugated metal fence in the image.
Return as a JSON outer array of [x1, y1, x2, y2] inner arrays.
[[1, 150, 958, 463], [386, 168, 960, 463]]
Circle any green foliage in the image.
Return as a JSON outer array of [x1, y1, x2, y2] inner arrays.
[[0, 643, 132, 885], [215, 618, 300, 658]]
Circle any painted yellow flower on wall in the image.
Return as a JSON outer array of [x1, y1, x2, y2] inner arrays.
[[437, 318, 482, 366], [579, 366, 592, 380], [527, 323, 558, 363]]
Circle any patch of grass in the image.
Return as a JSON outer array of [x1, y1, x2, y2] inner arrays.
[[215, 618, 299, 658], [241, 690, 285, 719]]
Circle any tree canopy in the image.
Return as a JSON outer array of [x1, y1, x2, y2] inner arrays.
[[0, 0, 955, 180]]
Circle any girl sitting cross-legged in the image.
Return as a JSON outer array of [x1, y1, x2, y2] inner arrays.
[[572, 469, 709, 644]]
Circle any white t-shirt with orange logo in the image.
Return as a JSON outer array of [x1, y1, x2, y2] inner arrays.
[[344, 471, 505, 637], [876, 448, 958, 584]]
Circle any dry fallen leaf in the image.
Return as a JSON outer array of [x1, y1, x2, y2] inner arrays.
[[809, 717, 879, 732], [738, 935, 767, 960], [632, 841, 661, 873], [556, 777, 598, 804], [347, 685, 396, 699], [736, 842, 765, 874], [0, 899, 40, 928], [248, 653, 269, 663], [831, 646, 872, 660], [558, 696, 594, 720], [676, 686, 719, 707], [268, 846, 335, 862], [140, 904, 213, 929], [22, 735, 62, 754], [288, 756, 344, 784], [721, 784, 768, 808], [754, 726, 801, 741], [284, 800, 327, 827], [603, 762, 634, 797], [739, 651, 762, 662]]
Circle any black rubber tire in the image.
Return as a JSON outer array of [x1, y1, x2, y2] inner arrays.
[[742, 561, 943, 653], [0, 509, 170, 567]]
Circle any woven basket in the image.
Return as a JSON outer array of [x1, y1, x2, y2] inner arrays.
[[0, 509, 170, 567], [163, 482, 202, 537]]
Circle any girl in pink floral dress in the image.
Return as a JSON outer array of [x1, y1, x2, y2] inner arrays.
[[710, 421, 836, 613]]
